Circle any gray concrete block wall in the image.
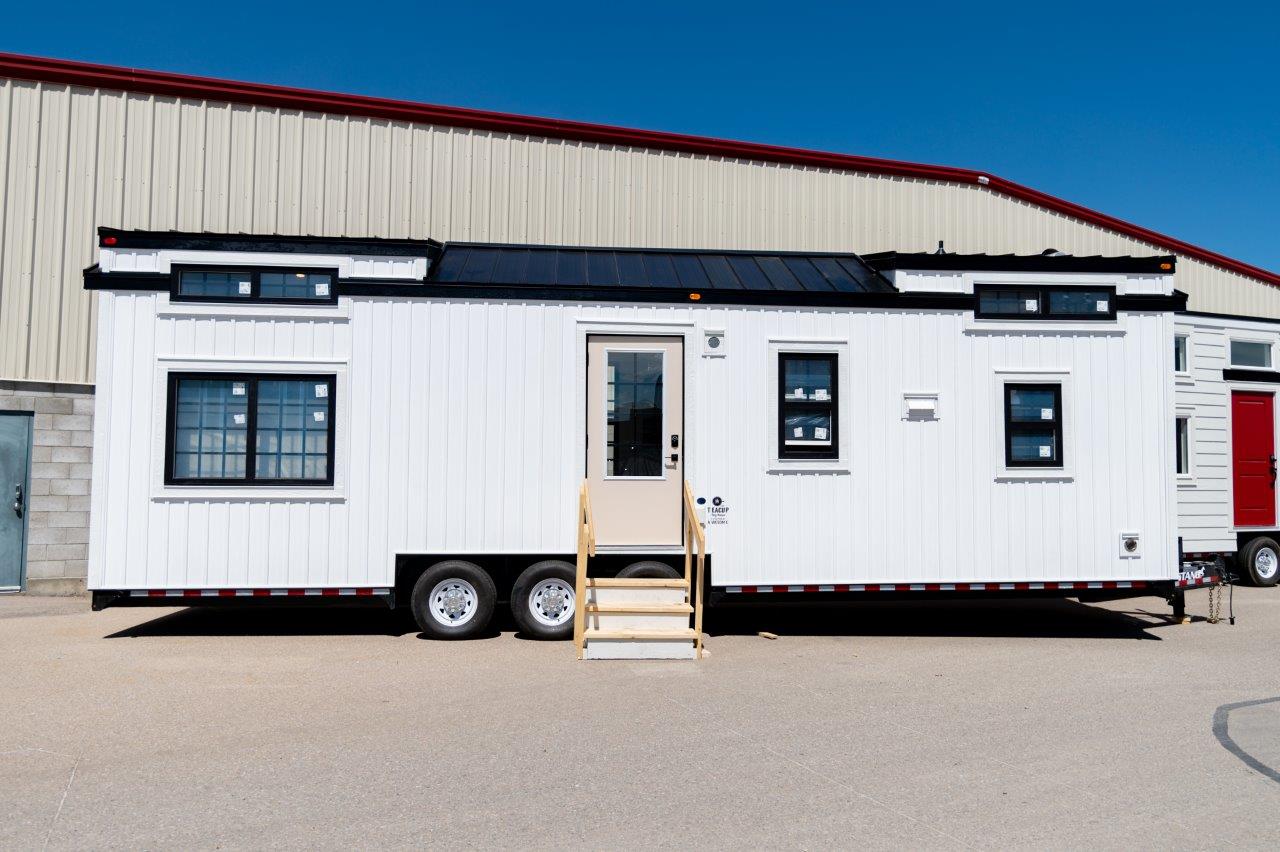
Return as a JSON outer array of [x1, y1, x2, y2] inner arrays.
[[0, 380, 94, 595]]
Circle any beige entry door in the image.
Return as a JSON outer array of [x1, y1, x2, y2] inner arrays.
[[586, 335, 684, 546]]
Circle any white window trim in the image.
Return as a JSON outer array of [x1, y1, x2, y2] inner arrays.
[[150, 359, 349, 501], [1228, 336, 1274, 370], [1175, 406, 1195, 486], [993, 368, 1074, 482], [767, 338, 850, 473], [1174, 333, 1193, 384]]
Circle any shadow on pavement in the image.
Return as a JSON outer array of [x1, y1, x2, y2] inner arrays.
[[105, 597, 1173, 641], [704, 598, 1173, 640]]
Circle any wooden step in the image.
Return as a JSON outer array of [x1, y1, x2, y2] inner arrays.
[[585, 602, 693, 614], [585, 578, 687, 589], [583, 627, 697, 641]]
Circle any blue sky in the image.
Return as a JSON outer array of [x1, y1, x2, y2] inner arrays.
[[6, 2, 1277, 270]]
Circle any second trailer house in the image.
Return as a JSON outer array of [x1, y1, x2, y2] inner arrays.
[[83, 228, 1189, 656]]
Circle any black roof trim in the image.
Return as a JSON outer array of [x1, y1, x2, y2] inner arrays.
[[82, 264, 169, 291], [865, 251, 1176, 275], [97, 227, 442, 258]]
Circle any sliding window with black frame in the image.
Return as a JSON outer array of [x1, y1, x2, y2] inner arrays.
[[778, 353, 838, 460], [165, 373, 336, 486], [976, 285, 1115, 320], [172, 266, 338, 304], [1003, 383, 1063, 467]]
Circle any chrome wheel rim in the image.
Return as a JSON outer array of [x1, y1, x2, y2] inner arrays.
[[1256, 547, 1278, 581], [528, 578, 574, 627], [428, 578, 479, 627]]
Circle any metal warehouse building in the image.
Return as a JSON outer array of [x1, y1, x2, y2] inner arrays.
[[1, 51, 1278, 594]]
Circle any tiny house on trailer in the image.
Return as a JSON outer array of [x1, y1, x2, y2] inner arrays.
[[1175, 311, 1280, 587], [84, 229, 1192, 657]]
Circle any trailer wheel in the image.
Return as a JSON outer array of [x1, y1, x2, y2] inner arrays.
[[1239, 537, 1280, 587], [511, 560, 577, 640], [411, 560, 496, 639], [617, 560, 680, 579]]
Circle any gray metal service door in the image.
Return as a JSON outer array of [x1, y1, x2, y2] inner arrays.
[[586, 335, 684, 546], [0, 413, 33, 591]]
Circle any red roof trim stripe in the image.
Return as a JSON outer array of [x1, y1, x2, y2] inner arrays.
[[2, 51, 1276, 287]]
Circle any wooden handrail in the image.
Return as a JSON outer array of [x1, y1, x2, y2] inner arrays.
[[683, 480, 707, 659], [573, 481, 595, 659]]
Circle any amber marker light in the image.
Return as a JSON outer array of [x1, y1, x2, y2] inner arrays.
[[689, 293, 702, 301], [1159, 262, 1173, 270]]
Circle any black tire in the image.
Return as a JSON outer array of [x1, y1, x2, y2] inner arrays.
[[410, 560, 497, 639], [510, 560, 577, 640], [1238, 537, 1280, 587], [616, 560, 681, 579]]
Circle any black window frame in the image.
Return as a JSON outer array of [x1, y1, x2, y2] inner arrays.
[[778, 352, 839, 460], [1003, 383, 1064, 468], [975, 284, 1116, 321], [164, 372, 337, 487], [171, 265, 340, 305], [1176, 415, 1190, 476]]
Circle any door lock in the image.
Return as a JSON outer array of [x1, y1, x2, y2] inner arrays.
[[12, 483, 23, 517], [670, 434, 679, 448], [669, 453, 679, 464]]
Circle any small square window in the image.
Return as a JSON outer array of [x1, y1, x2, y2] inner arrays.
[[1230, 340, 1272, 369], [978, 289, 1041, 317], [1174, 335, 1189, 373], [1004, 383, 1062, 467], [178, 270, 253, 299], [778, 353, 837, 459]]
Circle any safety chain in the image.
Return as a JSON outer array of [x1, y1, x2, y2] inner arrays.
[[1207, 583, 1221, 624]]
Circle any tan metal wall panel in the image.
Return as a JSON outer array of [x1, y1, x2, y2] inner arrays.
[[1, 78, 1277, 384]]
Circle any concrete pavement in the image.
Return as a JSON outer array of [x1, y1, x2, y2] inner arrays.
[[2, 590, 1278, 849]]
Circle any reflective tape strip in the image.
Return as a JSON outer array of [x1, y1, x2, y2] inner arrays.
[[124, 587, 393, 598]]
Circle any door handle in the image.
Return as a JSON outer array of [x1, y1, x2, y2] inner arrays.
[[669, 453, 679, 464], [12, 483, 22, 517]]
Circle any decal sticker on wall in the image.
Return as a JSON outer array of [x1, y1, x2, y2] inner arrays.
[[706, 495, 729, 526]]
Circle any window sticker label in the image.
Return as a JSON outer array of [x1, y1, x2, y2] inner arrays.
[[814, 388, 829, 401], [238, 281, 252, 295], [232, 382, 246, 396], [1040, 408, 1053, 420], [315, 282, 330, 296], [814, 427, 828, 441], [314, 384, 328, 398], [233, 413, 246, 425], [1096, 300, 1109, 312], [1024, 299, 1037, 312], [793, 387, 805, 398], [1039, 445, 1052, 458], [313, 411, 325, 422], [793, 426, 804, 438]]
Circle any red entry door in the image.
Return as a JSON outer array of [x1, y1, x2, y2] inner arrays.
[[1232, 391, 1276, 527]]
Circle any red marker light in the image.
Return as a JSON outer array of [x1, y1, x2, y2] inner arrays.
[[102, 236, 117, 246]]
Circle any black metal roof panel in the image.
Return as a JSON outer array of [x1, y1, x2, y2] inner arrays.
[[864, 251, 1176, 275], [431, 244, 896, 294]]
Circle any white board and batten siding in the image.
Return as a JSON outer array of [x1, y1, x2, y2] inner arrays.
[[89, 265, 1179, 591], [1175, 313, 1280, 553]]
